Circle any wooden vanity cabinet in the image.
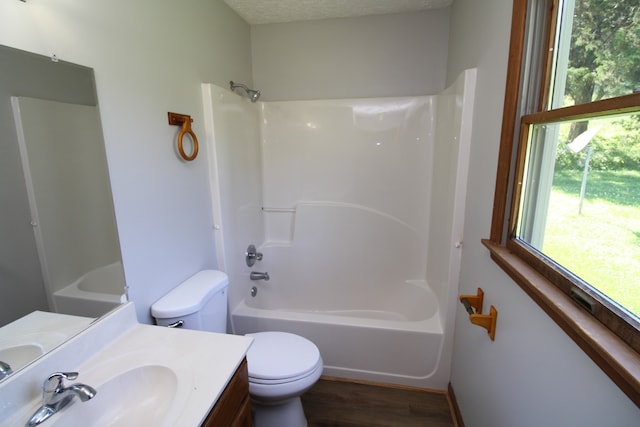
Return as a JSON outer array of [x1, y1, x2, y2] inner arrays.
[[201, 357, 252, 427]]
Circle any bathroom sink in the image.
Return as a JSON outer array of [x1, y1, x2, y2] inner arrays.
[[50, 365, 177, 427], [0, 344, 44, 372], [0, 303, 253, 427]]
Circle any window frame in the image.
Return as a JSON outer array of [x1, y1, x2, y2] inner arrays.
[[487, 0, 640, 406]]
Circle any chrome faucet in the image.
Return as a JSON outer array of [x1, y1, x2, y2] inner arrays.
[[245, 244, 263, 267], [26, 372, 97, 426], [0, 360, 13, 380], [250, 271, 270, 281]]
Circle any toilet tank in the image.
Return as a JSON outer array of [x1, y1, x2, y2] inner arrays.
[[151, 270, 229, 333]]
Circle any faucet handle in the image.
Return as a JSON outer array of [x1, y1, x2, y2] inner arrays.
[[245, 244, 263, 267], [44, 372, 78, 392]]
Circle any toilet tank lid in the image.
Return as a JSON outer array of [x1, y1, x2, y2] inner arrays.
[[151, 270, 228, 319]]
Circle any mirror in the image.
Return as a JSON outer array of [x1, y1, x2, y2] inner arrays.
[[0, 45, 125, 379]]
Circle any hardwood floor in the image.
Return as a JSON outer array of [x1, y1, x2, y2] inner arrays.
[[301, 377, 456, 427]]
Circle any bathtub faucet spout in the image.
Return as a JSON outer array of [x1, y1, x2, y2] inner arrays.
[[250, 272, 270, 281]]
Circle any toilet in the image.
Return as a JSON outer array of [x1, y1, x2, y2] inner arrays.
[[150, 270, 323, 427]]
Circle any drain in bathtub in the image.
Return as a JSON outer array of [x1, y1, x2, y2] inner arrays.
[[251, 286, 258, 297]]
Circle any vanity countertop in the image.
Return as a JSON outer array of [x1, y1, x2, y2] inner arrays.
[[0, 303, 253, 427]]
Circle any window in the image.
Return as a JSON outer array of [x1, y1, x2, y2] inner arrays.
[[488, 0, 640, 405]]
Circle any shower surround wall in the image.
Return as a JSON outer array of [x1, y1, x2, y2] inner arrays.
[[203, 69, 475, 389], [260, 96, 433, 297]]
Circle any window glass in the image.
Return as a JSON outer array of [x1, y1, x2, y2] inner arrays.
[[550, 0, 640, 109], [516, 112, 640, 317]]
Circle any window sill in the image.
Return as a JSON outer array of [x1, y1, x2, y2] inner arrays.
[[482, 239, 640, 407]]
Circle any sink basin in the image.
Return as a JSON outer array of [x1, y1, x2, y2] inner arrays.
[[51, 365, 177, 427], [0, 344, 44, 372]]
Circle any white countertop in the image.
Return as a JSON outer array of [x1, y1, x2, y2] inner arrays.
[[0, 303, 253, 427]]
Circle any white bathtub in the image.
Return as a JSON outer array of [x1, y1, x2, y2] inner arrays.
[[232, 280, 446, 388], [53, 262, 125, 318]]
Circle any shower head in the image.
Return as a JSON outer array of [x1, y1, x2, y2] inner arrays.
[[230, 81, 261, 103], [247, 89, 260, 103]]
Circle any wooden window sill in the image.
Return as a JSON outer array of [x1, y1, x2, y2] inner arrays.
[[482, 239, 640, 407]]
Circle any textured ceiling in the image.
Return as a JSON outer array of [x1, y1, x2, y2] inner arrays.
[[224, 0, 453, 25]]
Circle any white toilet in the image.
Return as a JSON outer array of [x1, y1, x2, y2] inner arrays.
[[151, 270, 323, 427]]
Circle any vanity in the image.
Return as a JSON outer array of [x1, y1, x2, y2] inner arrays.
[[0, 303, 253, 427], [202, 358, 252, 426]]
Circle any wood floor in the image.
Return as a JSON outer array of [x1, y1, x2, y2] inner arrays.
[[301, 377, 456, 427]]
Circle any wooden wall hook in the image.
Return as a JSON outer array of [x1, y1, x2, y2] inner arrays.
[[470, 306, 498, 341], [168, 112, 199, 161], [460, 288, 497, 340], [459, 287, 484, 314]]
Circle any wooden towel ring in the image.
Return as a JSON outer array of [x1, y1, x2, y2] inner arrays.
[[168, 112, 199, 161]]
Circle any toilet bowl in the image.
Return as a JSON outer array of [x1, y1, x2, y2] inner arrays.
[[150, 270, 322, 427], [246, 331, 323, 427]]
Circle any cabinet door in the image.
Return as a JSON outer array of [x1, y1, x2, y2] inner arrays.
[[201, 358, 252, 427], [231, 396, 252, 427]]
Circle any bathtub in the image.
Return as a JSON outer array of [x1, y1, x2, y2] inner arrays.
[[52, 262, 125, 318], [232, 279, 446, 389]]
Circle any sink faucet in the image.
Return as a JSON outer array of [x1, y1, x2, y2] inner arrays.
[[0, 360, 13, 380], [26, 372, 97, 426]]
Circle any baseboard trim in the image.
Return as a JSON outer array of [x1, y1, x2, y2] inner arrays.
[[447, 382, 465, 427], [319, 375, 447, 395]]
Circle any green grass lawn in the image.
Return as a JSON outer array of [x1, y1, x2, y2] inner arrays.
[[543, 170, 640, 317]]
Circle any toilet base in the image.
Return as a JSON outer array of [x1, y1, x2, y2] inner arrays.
[[251, 396, 307, 427]]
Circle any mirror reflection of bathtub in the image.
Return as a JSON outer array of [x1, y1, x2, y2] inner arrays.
[[12, 95, 124, 321], [53, 262, 126, 318]]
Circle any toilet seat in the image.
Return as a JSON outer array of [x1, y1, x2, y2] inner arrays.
[[245, 332, 321, 385], [249, 358, 323, 385]]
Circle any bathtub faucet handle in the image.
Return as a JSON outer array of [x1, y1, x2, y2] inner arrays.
[[245, 244, 263, 267], [250, 272, 270, 281]]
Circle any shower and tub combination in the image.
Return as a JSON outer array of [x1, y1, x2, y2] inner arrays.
[[202, 69, 476, 390]]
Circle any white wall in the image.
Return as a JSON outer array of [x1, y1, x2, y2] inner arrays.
[[446, 0, 640, 425], [0, 0, 253, 323], [251, 9, 450, 101]]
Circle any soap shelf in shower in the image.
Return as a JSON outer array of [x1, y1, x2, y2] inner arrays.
[[262, 207, 296, 213]]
